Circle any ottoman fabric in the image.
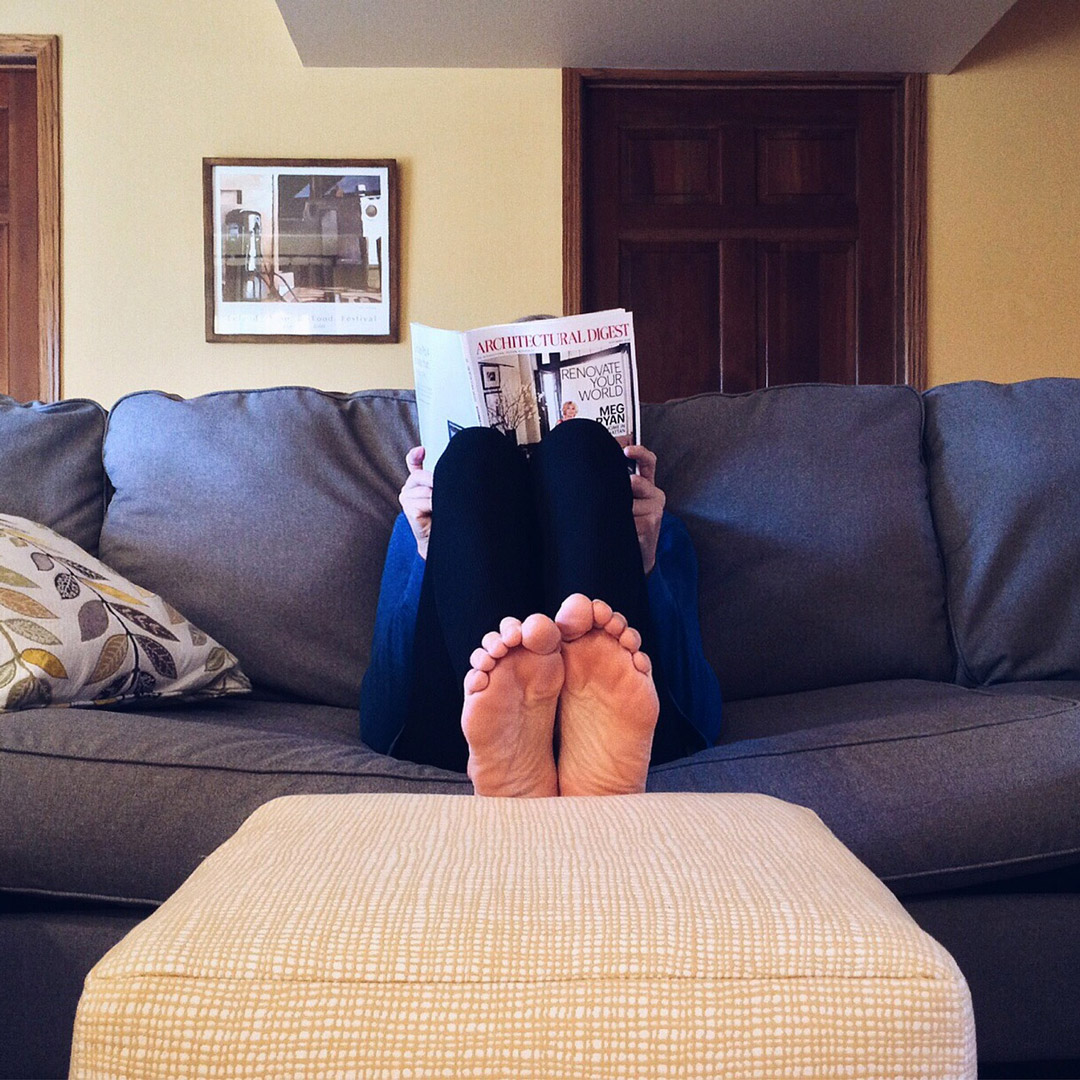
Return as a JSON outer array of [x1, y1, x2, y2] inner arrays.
[[72, 793, 975, 1078]]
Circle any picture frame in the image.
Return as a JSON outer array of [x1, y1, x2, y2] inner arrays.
[[203, 158, 400, 343]]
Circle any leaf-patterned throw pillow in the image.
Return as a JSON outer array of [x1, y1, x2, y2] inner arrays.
[[0, 514, 250, 711]]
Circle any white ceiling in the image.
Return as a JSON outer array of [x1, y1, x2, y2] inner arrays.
[[274, 0, 1018, 73]]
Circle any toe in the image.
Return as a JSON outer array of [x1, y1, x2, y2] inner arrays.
[[591, 599, 613, 625], [555, 593, 594, 641], [521, 613, 562, 654], [464, 668, 490, 694], [631, 649, 652, 674], [499, 616, 523, 648], [618, 626, 642, 652], [482, 630, 508, 658], [603, 611, 628, 637], [470, 647, 497, 672]]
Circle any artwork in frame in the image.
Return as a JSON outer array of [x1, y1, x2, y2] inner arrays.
[[203, 158, 400, 343]]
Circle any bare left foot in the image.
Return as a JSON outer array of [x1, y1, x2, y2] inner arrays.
[[461, 614, 563, 797], [554, 594, 659, 797]]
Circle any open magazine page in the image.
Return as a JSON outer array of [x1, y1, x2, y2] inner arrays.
[[410, 323, 481, 467], [462, 310, 640, 450]]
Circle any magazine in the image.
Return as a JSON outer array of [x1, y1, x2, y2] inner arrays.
[[411, 310, 640, 467]]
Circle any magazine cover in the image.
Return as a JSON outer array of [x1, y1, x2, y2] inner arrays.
[[463, 310, 639, 449], [411, 310, 640, 467]]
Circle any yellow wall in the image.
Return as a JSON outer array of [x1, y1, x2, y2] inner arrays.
[[927, 0, 1080, 385], [4, 0, 563, 405], [8, 0, 1080, 399]]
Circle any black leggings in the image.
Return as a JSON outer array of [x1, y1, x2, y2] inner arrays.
[[392, 420, 700, 772]]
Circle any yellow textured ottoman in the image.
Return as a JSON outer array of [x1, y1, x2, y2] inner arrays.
[[71, 793, 975, 1079]]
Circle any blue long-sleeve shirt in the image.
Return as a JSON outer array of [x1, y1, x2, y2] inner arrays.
[[359, 511, 722, 756]]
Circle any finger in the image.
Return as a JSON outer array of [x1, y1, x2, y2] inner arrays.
[[405, 446, 426, 473], [403, 469, 434, 492], [624, 444, 657, 482], [399, 497, 433, 527], [400, 483, 433, 509], [630, 479, 665, 514]]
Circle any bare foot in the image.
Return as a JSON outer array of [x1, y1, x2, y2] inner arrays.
[[554, 594, 659, 797], [461, 613, 563, 797]]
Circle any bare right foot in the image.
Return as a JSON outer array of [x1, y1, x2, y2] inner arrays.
[[461, 614, 563, 797], [554, 594, 659, 797]]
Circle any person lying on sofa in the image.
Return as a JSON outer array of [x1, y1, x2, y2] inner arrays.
[[360, 417, 722, 797]]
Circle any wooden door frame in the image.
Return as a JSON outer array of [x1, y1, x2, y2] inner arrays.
[[0, 34, 60, 401], [563, 69, 927, 390]]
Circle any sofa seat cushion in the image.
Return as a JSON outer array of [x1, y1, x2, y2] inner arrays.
[[98, 388, 420, 709], [643, 386, 953, 702], [0, 699, 468, 905], [980, 680, 1080, 703], [925, 378, 1080, 686], [70, 793, 976, 1079], [649, 679, 1080, 895], [5, 681, 1078, 907], [0, 396, 107, 554]]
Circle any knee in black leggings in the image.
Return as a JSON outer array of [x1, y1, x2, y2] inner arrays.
[[434, 425, 520, 483], [430, 427, 531, 533], [540, 418, 628, 474]]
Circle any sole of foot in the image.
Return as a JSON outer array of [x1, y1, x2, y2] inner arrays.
[[553, 593, 659, 797], [461, 612, 563, 798]]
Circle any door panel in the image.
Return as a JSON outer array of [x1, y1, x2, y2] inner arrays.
[[619, 241, 720, 402], [575, 75, 918, 401], [0, 67, 39, 401], [719, 240, 757, 392], [620, 128, 721, 206], [0, 224, 8, 392], [756, 127, 856, 205], [759, 243, 856, 386], [0, 37, 60, 402]]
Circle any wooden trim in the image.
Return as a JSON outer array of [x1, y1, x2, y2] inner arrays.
[[563, 68, 929, 389], [0, 35, 61, 401], [561, 70, 584, 315], [902, 74, 928, 390], [567, 68, 912, 89]]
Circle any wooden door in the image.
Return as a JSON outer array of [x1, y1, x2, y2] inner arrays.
[[0, 67, 39, 400], [0, 36, 60, 403], [565, 73, 925, 401]]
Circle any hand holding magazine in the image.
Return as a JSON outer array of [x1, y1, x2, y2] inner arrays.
[[411, 310, 641, 468]]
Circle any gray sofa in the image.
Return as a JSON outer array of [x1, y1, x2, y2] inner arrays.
[[2, 381, 1078, 1079]]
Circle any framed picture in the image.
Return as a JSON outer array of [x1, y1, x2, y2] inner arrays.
[[203, 158, 399, 343]]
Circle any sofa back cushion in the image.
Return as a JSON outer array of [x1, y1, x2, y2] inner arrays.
[[644, 386, 953, 702], [0, 395, 107, 553], [99, 388, 419, 708], [924, 378, 1080, 685]]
